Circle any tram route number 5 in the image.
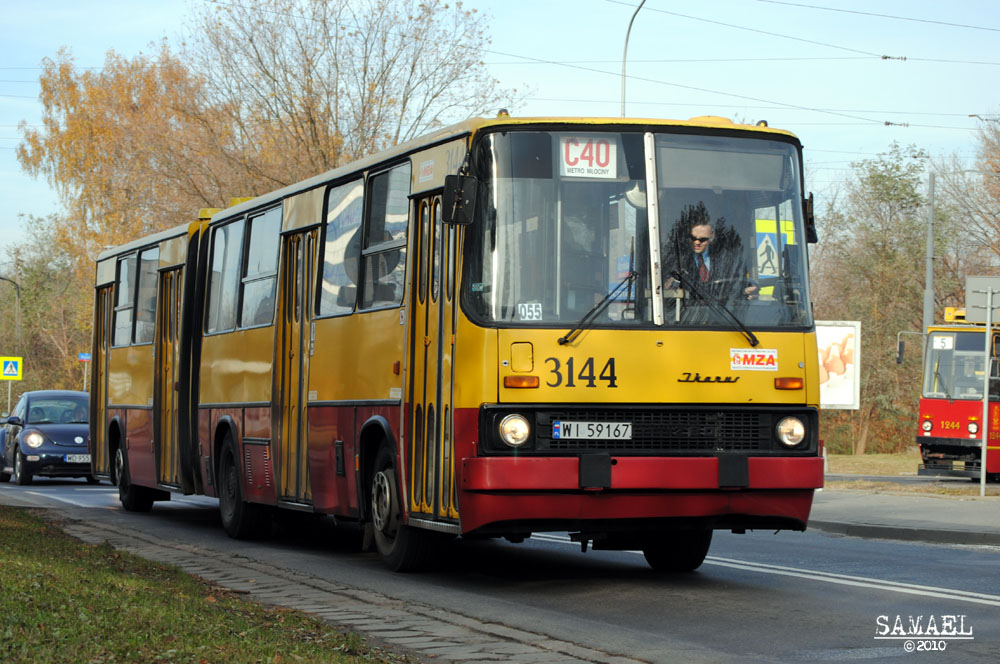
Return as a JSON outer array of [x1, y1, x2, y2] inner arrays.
[[545, 356, 618, 388]]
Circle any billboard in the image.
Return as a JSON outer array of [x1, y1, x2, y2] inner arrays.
[[816, 321, 860, 410]]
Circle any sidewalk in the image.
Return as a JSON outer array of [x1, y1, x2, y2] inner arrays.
[[809, 482, 1000, 546]]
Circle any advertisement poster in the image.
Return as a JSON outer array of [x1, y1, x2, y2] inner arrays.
[[816, 321, 861, 410]]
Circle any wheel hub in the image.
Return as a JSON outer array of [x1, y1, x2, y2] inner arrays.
[[372, 470, 391, 533]]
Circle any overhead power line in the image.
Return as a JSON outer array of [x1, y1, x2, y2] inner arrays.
[[754, 0, 1000, 33], [602, 0, 881, 57]]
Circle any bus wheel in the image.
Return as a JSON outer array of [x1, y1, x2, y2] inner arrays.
[[371, 445, 436, 572], [642, 530, 713, 572], [217, 439, 270, 539], [115, 446, 153, 512], [13, 448, 32, 486]]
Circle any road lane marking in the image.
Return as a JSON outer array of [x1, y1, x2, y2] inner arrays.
[[24, 490, 99, 508], [529, 533, 1000, 607]]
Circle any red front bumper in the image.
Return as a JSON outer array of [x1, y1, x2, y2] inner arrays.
[[457, 455, 824, 534]]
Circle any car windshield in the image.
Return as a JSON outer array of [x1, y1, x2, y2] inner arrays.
[[464, 129, 811, 331], [26, 396, 89, 424]]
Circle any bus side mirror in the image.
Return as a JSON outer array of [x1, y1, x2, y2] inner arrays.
[[442, 175, 477, 225], [896, 340, 905, 364], [804, 192, 818, 243]]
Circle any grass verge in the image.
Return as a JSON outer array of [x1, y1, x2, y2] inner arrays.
[[825, 479, 1000, 497], [0, 507, 406, 664], [826, 449, 922, 476], [826, 449, 1000, 496]]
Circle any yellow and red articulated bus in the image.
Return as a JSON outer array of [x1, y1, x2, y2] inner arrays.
[[915, 312, 1000, 481], [91, 115, 823, 572]]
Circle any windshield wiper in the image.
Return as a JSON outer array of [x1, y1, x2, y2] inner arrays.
[[934, 360, 951, 400], [558, 270, 638, 346], [671, 269, 759, 347]]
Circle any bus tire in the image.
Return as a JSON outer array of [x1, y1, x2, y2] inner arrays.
[[370, 445, 436, 572], [217, 438, 270, 539], [13, 448, 32, 485], [115, 445, 154, 512], [642, 529, 713, 572]]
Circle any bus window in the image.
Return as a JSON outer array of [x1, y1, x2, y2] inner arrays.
[[318, 180, 364, 315], [206, 220, 246, 333], [240, 207, 281, 327], [133, 247, 160, 344], [112, 254, 137, 346], [361, 163, 410, 309]]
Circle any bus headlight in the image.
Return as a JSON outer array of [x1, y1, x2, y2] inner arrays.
[[776, 417, 805, 447], [921, 420, 933, 432], [24, 431, 45, 448], [499, 414, 530, 448], [968, 422, 979, 435]]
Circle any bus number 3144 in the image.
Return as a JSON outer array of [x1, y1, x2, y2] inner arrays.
[[545, 357, 618, 388]]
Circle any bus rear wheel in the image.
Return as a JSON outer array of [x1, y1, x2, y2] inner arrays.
[[115, 446, 154, 512], [217, 439, 271, 539], [370, 445, 437, 572], [642, 530, 713, 572]]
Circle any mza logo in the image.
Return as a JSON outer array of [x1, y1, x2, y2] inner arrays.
[[730, 348, 778, 371]]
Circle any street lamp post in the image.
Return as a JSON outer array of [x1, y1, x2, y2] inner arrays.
[[620, 0, 647, 117]]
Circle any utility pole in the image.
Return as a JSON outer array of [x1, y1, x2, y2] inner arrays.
[[922, 172, 935, 335]]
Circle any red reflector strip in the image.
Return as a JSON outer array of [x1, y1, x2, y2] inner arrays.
[[504, 375, 539, 388], [774, 377, 803, 390]]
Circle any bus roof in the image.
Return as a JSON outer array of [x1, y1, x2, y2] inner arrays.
[[93, 114, 803, 256], [96, 220, 202, 263], [211, 114, 802, 224]]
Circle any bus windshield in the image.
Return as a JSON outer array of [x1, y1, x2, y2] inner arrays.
[[923, 330, 997, 400], [465, 129, 811, 330]]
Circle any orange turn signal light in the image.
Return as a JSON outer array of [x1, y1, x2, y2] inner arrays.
[[774, 377, 803, 390], [504, 375, 540, 389]]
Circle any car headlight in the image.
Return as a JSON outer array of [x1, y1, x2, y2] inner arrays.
[[968, 422, 980, 434], [498, 414, 530, 447], [776, 417, 806, 447], [921, 420, 933, 432], [24, 431, 45, 449]]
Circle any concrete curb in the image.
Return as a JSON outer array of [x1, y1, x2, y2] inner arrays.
[[809, 520, 1000, 546]]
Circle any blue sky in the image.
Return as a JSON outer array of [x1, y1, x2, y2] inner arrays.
[[2, 0, 998, 251]]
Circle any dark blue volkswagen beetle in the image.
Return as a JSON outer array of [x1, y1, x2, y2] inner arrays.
[[1, 390, 94, 485]]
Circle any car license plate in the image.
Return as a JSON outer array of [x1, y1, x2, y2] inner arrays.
[[552, 421, 632, 440], [65, 454, 90, 463]]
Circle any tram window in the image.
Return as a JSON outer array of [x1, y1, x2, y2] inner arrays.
[[361, 163, 410, 309], [240, 207, 281, 327], [112, 254, 136, 346], [133, 247, 159, 344], [318, 179, 364, 316], [206, 219, 245, 333]]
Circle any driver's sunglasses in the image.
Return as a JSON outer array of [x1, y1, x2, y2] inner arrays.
[[690, 235, 711, 244]]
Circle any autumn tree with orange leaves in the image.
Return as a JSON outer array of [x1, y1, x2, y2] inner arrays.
[[8, 0, 512, 391]]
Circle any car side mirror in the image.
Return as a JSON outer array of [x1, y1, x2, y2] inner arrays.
[[442, 174, 477, 225], [896, 340, 905, 365], [6, 415, 23, 427]]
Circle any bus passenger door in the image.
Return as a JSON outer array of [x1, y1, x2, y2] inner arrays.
[[408, 195, 458, 521], [92, 286, 112, 476], [276, 229, 317, 505], [155, 267, 182, 486]]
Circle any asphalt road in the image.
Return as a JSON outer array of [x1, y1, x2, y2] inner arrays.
[[3, 478, 999, 663]]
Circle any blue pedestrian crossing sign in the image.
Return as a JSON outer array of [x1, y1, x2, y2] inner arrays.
[[0, 356, 22, 381]]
